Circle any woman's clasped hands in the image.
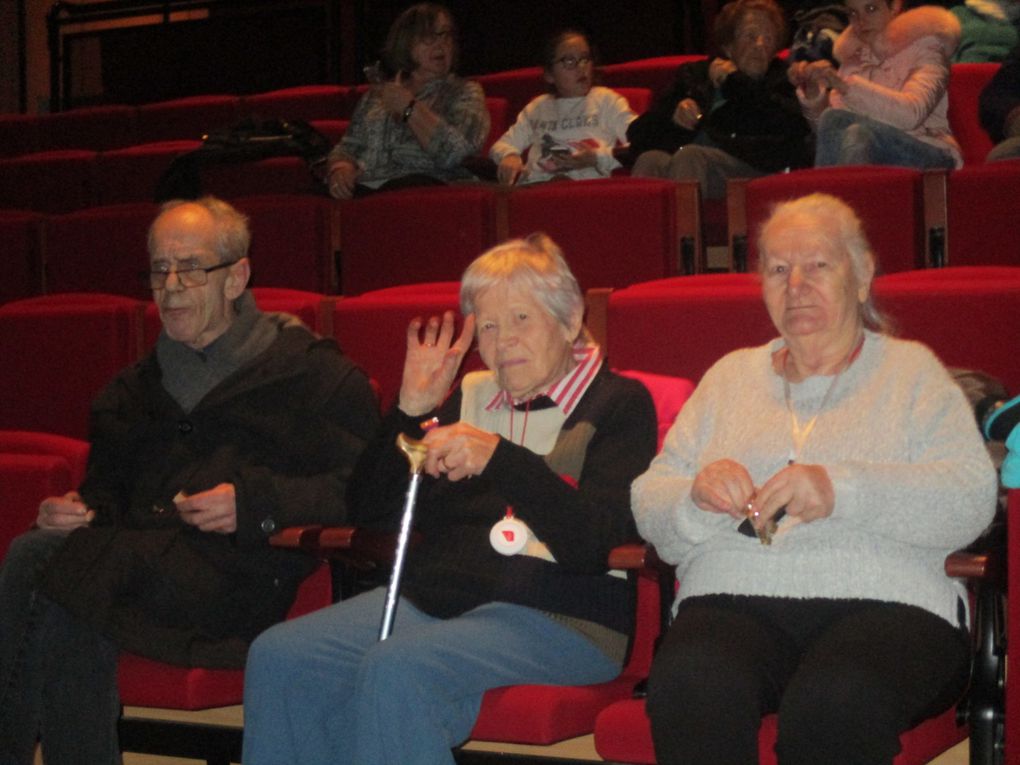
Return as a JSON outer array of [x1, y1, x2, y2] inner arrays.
[[692, 459, 835, 534]]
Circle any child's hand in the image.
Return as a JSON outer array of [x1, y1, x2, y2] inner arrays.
[[551, 144, 597, 170], [497, 154, 524, 185]]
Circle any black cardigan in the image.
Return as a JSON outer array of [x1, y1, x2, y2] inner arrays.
[[349, 366, 657, 636], [626, 58, 813, 173]]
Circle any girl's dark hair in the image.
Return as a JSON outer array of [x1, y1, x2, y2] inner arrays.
[[713, 0, 787, 52], [541, 29, 595, 72], [382, 3, 458, 75]]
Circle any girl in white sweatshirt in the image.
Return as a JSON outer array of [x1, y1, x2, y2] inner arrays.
[[490, 31, 636, 185]]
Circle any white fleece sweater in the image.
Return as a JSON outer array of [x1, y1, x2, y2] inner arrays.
[[632, 331, 997, 628]]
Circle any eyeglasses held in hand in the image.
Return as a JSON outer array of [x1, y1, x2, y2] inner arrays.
[[554, 54, 592, 70], [143, 260, 239, 290]]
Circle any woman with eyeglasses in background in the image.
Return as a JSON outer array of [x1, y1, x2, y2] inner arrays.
[[325, 3, 490, 199], [490, 30, 637, 185]]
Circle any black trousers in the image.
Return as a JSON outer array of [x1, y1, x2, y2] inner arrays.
[[645, 594, 970, 765]]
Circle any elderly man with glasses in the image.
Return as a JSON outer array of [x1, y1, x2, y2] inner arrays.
[[0, 197, 379, 765]]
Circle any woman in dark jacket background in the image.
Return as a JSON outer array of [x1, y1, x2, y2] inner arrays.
[[628, 0, 812, 199]]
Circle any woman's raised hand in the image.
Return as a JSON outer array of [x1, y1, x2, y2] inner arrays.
[[398, 311, 476, 416]]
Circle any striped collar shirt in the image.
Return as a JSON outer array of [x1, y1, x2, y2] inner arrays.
[[483, 342, 603, 417]]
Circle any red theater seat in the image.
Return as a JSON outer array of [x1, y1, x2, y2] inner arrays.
[[135, 95, 242, 144], [0, 430, 90, 559], [602, 274, 772, 382], [0, 150, 98, 213], [43, 202, 160, 298], [948, 62, 999, 166], [94, 141, 202, 205], [337, 186, 502, 295], [241, 85, 352, 123], [944, 162, 1020, 267], [730, 166, 928, 274], [0, 294, 145, 438], [309, 118, 350, 146], [505, 178, 692, 290], [874, 266, 1020, 393], [0, 210, 44, 304], [201, 156, 323, 198], [229, 194, 336, 293]]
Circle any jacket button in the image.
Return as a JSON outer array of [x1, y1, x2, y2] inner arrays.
[[178, 420, 193, 434], [260, 517, 278, 534]]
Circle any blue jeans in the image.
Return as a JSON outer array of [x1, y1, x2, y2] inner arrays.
[[815, 108, 956, 169], [0, 529, 121, 765], [242, 587, 621, 765]]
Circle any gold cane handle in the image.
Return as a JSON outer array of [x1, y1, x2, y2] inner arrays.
[[396, 433, 429, 475]]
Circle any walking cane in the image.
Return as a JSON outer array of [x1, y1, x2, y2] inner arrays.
[[378, 432, 429, 640]]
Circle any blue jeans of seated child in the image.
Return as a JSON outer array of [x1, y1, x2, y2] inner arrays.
[[242, 586, 621, 765], [0, 529, 121, 765], [816, 108, 957, 169]]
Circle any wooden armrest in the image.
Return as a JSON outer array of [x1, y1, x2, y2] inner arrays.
[[268, 525, 323, 551], [945, 551, 1000, 582], [608, 542, 671, 573]]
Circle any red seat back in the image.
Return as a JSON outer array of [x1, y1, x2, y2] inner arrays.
[[739, 166, 927, 274], [945, 163, 1020, 267], [948, 63, 999, 166], [0, 294, 145, 438], [37, 105, 139, 154], [135, 95, 242, 144], [43, 202, 160, 298], [0, 210, 44, 305], [94, 140, 202, 206], [337, 186, 501, 295], [241, 85, 351, 123], [0, 150, 98, 213], [600, 55, 709, 99], [606, 274, 772, 383], [506, 178, 681, 290], [874, 267, 1020, 393]]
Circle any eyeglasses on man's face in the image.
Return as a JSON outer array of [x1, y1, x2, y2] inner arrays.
[[143, 259, 239, 290], [554, 54, 592, 70]]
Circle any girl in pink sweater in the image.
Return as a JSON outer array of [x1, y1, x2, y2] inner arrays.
[[789, 0, 963, 168]]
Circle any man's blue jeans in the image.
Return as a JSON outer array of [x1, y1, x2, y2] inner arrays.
[[242, 586, 621, 765], [815, 108, 956, 169], [0, 529, 121, 765]]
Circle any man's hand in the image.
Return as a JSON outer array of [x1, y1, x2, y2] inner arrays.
[[37, 492, 94, 531], [175, 483, 238, 534]]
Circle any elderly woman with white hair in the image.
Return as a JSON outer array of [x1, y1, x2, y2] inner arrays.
[[242, 233, 657, 765], [631, 193, 997, 765]]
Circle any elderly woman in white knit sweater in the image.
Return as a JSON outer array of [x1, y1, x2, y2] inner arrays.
[[631, 193, 997, 765]]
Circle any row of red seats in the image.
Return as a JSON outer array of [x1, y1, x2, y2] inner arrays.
[[0, 58, 999, 166], [0, 91, 659, 214], [2, 162, 1016, 310], [3, 266, 1018, 444]]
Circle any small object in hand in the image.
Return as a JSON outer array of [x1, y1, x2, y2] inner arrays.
[[420, 416, 440, 432], [737, 506, 787, 545]]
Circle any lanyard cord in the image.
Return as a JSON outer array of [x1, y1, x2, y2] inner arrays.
[[782, 334, 864, 463], [508, 398, 532, 447]]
